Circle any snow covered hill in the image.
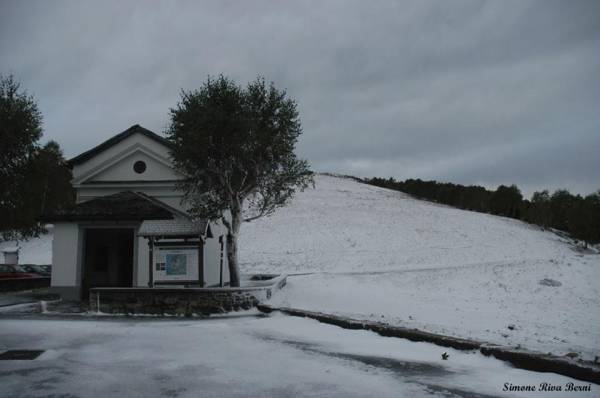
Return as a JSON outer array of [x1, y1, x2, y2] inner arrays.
[[241, 174, 578, 274], [240, 174, 600, 361], [2, 174, 598, 361]]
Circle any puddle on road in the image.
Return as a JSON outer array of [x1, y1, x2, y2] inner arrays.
[[0, 350, 45, 360], [254, 333, 503, 398], [255, 333, 452, 378]]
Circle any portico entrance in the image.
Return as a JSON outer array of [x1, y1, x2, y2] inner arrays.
[[81, 228, 134, 299]]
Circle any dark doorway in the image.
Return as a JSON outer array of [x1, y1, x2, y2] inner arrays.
[[82, 228, 134, 299]]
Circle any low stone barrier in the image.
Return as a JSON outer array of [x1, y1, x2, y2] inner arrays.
[[0, 277, 51, 292], [257, 305, 600, 384], [90, 274, 286, 315], [480, 345, 600, 385]]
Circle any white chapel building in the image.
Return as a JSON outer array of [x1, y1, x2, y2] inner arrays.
[[46, 125, 230, 300]]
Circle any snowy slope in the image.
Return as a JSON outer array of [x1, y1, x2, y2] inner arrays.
[[240, 174, 600, 360], [240, 175, 577, 274], [3, 174, 598, 360]]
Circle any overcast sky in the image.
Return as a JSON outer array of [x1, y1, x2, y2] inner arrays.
[[1, 1, 598, 197]]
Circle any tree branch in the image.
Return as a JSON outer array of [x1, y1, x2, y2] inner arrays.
[[221, 214, 231, 232], [243, 211, 267, 223]]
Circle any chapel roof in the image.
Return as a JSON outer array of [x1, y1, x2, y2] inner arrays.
[[68, 124, 173, 166], [42, 191, 178, 222]]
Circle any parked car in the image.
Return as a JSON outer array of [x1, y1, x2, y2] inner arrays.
[[38, 264, 51, 276], [19, 264, 51, 277], [0, 264, 41, 279]]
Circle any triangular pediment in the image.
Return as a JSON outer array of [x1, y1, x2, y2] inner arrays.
[[73, 144, 182, 185], [69, 124, 173, 166]]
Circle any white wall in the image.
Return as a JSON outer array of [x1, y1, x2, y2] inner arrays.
[[219, 215, 231, 282], [136, 236, 150, 287], [72, 133, 179, 181], [204, 234, 224, 286], [67, 129, 231, 289], [204, 220, 230, 286], [71, 131, 187, 211], [51, 223, 80, 287], [90, 151, 176, 182]]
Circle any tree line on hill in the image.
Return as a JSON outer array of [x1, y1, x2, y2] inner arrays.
[[0, 75, 74, 241], [366, 177, 600, 246]]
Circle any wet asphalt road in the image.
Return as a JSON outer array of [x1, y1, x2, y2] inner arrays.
[[0, 313, 595, 397]]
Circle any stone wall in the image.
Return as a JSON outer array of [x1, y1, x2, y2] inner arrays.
[[89, 274, 286, 315]]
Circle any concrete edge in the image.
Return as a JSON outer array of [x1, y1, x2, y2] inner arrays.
[[0, 301, 42, 312], [91, 274, 288, 295], [0, 301, 39, 309], [257, 304, 600, 385]]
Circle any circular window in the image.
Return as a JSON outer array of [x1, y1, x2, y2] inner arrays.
[[133, 160, 146, 174]]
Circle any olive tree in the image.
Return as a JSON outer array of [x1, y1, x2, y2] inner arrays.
[[166, 76, 313, 286]]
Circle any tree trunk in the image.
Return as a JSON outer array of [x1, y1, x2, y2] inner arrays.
[[226, 206, 242, 287]]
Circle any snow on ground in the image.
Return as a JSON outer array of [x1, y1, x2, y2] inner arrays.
[[0, 315, 596, 397], [0, 226, 52, 265], [4, 174, 599, 362], [240, 174, 600, 360]]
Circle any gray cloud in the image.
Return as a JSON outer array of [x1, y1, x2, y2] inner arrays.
[[1, 0, 599, 197]]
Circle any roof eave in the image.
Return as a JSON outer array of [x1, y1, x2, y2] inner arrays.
[[68, 124, 174, 167], [39, 215, 175, 223]]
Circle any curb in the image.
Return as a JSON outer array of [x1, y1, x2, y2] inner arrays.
[[257, 304, 600, 384], [0, 301, 38, 308], [0, 301, 41, 311], [479, 345, 599, 386]]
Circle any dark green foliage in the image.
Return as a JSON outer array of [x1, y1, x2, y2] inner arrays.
[[1, 75, 42, 239], [166, 75, 313, 286], [0, 75, 74, 240], [23, 141, 75, 219], [490, 185, 522, 218], [566, 193, 600, 247], [523, 190, 551, 227], [549, 189, 576, 232], [0, 75, 42, 175], [366, 177, 600, 245]]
